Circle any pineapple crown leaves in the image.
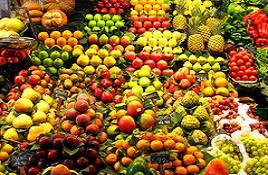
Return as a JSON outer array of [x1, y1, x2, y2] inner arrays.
[[191, 6, 211, 24], [211, 21, 224, 35], [187, 16, 202, 35], [175, 0, 186, 14]]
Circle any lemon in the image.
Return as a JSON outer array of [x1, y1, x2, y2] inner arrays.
[[163, 30, 172, 39], [158, 38, 168, 47], [84, 66, 95, 74]]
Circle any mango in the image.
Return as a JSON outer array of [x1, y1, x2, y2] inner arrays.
[[32, 110, 47, 123], [27, 126, 44, 142], [12, 114, 33, 129], [14, 98, 33, 113], [3, 128, 19, 141], [21, 87, 41, 102]]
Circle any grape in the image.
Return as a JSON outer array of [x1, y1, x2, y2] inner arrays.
[[215, 140, 243, 161], [245, 157, 268, 175], [241, 136, 268, 158]]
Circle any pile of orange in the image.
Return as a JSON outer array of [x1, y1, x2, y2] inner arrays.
[[38, 30, 84, 52], [130, 0, 170, 16]]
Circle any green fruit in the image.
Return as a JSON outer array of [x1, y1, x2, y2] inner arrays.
[[212, 63, 221, 72], [31, 57, 41, 65], [198, 56, 207, 65], [202, 63, 211, 72], [103, 14, 111, 21], [48, 67, 57, 74], [138, 69, 150, 77], [94, 14, 102, 21], [141, 65, 151, 72], [53, 58, 64, 68], [38, 65, 46, 70], [50, 51, 61, 59], [61, 51, 69, 61], [84, 26, 91, 33], [88, 20, 97, 27], [43, 58, 53, 67], [110, 26, 117, 32], [153, 80, 162, 90], [99, 34, 109, 45], [139, 77, 151, 87], [112, 15, 121, 22], [128, 81, 138, 88], [188, 55, 197, 64], [132, 85, 143, 98], [97, 20, 105, 28], [145, 85, 156, 93], [216, 57, 225, 65], [38, 51, 49, 59], [92, 26, 101, 32], [192, 62, 202, 72], [115, 21, 124, 28], [85, 14, 94, 21], [156, 97, 164, 106], [106, 125, 119, 136], [183, 61, 192, 69], [106, 20, 114, 27], [207, 56, 215, 65]]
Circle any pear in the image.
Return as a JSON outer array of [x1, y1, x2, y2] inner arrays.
[[192, 62, 202, 72], [22, 88, 41, 102], [198, 56, 207, 65], [6, 112, 16, 124], [99, 34, 109, 45], [33, 110, 47, 123], [153, 80, 162, 90], [36, 100, 50, 113], [72, 48, 83, 57], [103, 56, 116, 67], [132, 85, 143, 98], [40, 122, 53, 133], [14, 98, 34, 113], [216, 57, 225, 65], [212, 63, 221, 72], [202, 63, 212, 72], [207, 56, 215, 65], [42, 95, 54, 106], [77, 54, 90, 67], [145, 85, 156, 93], [183, 61, 192, 69], [178, 54, 188, 61], [27, 126, 44, 141], [85, 48, 97, 57], [90, 55, 102, 67], [138, 69, 150, 78], [3, 128, 19, 141], [188, 55, 198, 64], [109, 66, 121, 75], [12, 114, 33, 129], [98, 49, 109, 58]]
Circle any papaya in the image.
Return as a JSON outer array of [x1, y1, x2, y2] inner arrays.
[[204, 159, 229, 175]]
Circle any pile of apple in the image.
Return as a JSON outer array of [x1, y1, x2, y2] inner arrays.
[[25, 134, 103, 175], [6, 66, 54, 101], [129, 0, 171, 34], [3, 88, 56, 142], [89, 69, 125, 105], [95, 0, 131, 14], [0, 49, 29, 66], [228, 48, 257, 82], [84, 14, 125, 34], [88, 33, 132, 47]]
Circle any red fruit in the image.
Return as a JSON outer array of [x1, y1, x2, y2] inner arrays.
[[162, 53, 174, 61], [144, 59, 156, 68], [162, 69, 174, 76], [143, 21, 152, 29], [65, 108, 79, 120], [88, 148, 98, 159], [139, 51, 150, 60], [75, 100, 89, 112], [239, 65, 247, 71], [124, 51, 136, 61], [47, 149, 57, 160], [128, 27, 137, 33], [132, 58, 143, 69], [169, 83, 178, 93], [162, 21, 171, 28], [127, 100, 144, 117], [179, 79, 191, 89], [125, 66, 136, 73], [134, 21, 142, 28], [14, 75, 25, 85], [174, 90, 184, 99], [114, 94, 123, 103], [0, 56, 7, 66], [76, 114, 91, 126], [152, 68, 161, 76], [28, 75, 41, 85], [64, 135, 79, 148], [151, 52, 162, 62], [20, 83, 32, 91], [113, 79, 121, 87], [159, 16, 168, 22], [109, 8, 117, 14], [130, 15, 139, 22], [101, 91, 113, 102], [77, 157, 89, 167], [88, 35, 98, 44], [251, 69, 257, 76], [231, 66, 239, 72], [28, 167, 39, 175], [174, 71, 186, 81], [19, 70, 28, 77], [156, 60, 168, 70], [137, 27, 146, 34], [242, 75, 249, 81], [101, 78, 113, 88], [77, 94, 90, 103], [139, 15, 148, 22], [8, 56, 19, 63], [236, 59, 244, 66], [204, 159, 229, 175], [1, 49, 12, 57], [38, 136, 51, 148], [237, 71, 244, 77], [15, 50, 27, 59], [86, 124, 99, 134], [52, 137, 64, 148], [186, 74, 196, 83], [192, 85, 200, 93], [153, 21, 161, 28], [120, 36, 131, 47], [149, 15, 157, 22], [94, 88, 103, 98], [249, 75, 257, 81], [118, 115, 136, 133], [100, 8, 108, 13]]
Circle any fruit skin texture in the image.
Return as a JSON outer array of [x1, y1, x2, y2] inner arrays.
[[192, 106, 209, 121], [208, 35, 225, 53], [181, 115, 200, 130], [51, 164, 71, 175], [188, 34, 205, 53], [127, 100, 144, 117], [75, 100, 89, 112], [204, 159, 229, 175], [190, 130, 208, 145], [118, 115, 136, 133], [180, 91, 199, 108], [14, 98, 34, 113]]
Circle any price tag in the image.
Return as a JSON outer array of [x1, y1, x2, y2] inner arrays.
[[197, 73, 207, 81], [151, 152, 170, 164], [55, 89, 68, 100], [0, 0, 10, 18], [157, 116, 171, 125], [143, 92, 160, 101]]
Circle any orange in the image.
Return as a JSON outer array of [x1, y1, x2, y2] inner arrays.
[[114, 161, 121, 172], [135, 4, 143, 11], [98, 132, 108, 143], [183, 154, 196, 165], [215, 77, 228, 87], [173, 135, 184, 143], [122, 141, 131, 149], [157, 0, 164, 5], [194, 151, 204, 159], [126, 147, 138, 158], [175, 142, 185, 152], [139, 0, 147, 5], [62, 30, 73, 39], [62, 45, 73, 52], [44, 38, 55, 48], [186, 146, 198, 154], [105, 153, 117, 165], [162, 3, 170, 11], [150, 140, 163, 151], [148, 0, 155, 5], [73, 31, 84, 39], [175, 166, 187, 175], [50, 31, 61, 40], [136, 139, 150, 149], [121, 157, 132, 166], [172, 159, 182, 167], [0, 151, 9, 161], [186, 165, 200, 174], [144, 4, 152, 12], [68, 37, 78, 47], [164, 139, 176, 150], [56, 37, 67, 47], [197, 158, 206, 168], [38, 32, 49, 41], [115, 140, 124, 149]]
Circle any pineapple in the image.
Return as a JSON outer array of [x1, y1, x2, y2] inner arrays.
[[173, 0, 187, 30], [208, 22, 225, 53], [187, 17, 205, 53], [206, 17, 220, 31], [198, 25, 211, 42]]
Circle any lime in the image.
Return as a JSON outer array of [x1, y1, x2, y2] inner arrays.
[[61, 51, 70, 61], [92, 26, 101, 32], [50, 51, 61, 59], [38, 50, 49, 59], [97, 20, 105, 28], [48, 67, 58, 74], [85, 14, 94, 21], [103, 14, 111, 21], [88, 20, 97, 27], [112, 15, 121, 22], [43, 58, 53, 67], [38, 65, 46, 70], [31, 57, 41, 65], [109, 26, 117, 32], [106, 20, 114, 27], [94, 14, 102, 21], [53, 58, 64, 68], [115, 21, 124, 28]]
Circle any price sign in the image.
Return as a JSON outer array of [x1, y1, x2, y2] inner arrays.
[[151, 152, 170, 164], [143, 92, 160, 102], [196, 73, 208, 81], [157, 116, 171, 125], [0, 0, 10, 18]]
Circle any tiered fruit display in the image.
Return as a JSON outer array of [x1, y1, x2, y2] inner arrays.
[[84, 14, 125, 34], [6, 67, 54, 101], [37, 30, 85, 51], [2, 88, 56, 142], [95, 0, 131, 14], [30, 49, 71, 74], [88, 33, 132, 47], [0, 49, 29, 66], [129, 0, 171, 34]]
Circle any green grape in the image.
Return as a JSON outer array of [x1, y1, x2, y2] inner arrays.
[[241, 136, 268, 158], [246, 157, 268, 175], [215, 140, 243, 161]]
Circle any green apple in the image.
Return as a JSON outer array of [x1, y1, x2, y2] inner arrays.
[[112, 15, 121, 22], [61, 51, 69, 61], [92, 26, 101, 32], [50, 51, 61, 59], [106, 20, 114, 27], [97, 20, 105, 28], [88, 20, 97, 27], [53, 58, 64, 68], [38, 51, 49, 59], [85, 14, 94, 21], [128, 81, 138, 88], [103, 14, 111, 21], [94, 14, 102, 21], [115, 21, 124, 28], [139, 77, 151, 87]]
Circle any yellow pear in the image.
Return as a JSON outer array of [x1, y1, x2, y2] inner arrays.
[[32, 110, 47, 123], [109, 66, 121, 75], [48, 110, 56, 126], [21, 87, 41, 102], [5, 112, 16, 124], [103, 56, 116, 67], [3, 128, 19, 141], [77, 54, 90, 66], [90, 55, 102, 67], [36, 100, 50, 113], [14, 98, 33, 113], [27, 126, 44, 142], [42, 95, 54, 106], [40, 122, 53, 133], [12, 114, 33, 129]]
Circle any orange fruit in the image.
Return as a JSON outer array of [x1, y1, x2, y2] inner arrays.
[[135, 4, 143, 11], [197, 158, 206, 168], [0, 151, 9, 161], [56, 37, 67, 47], [175, 142, 185, 152], [149, 163, 159, 170], [163, 162, 173, 169], [121, 157, 132, 166], [50, 31, 61, 40], [105, 153, 117, 165], [115, 140, 124, 149], [215, 77, 228, 87], [62, 30, 73, 39], [194, 151, 204, 159], [136, 139, 150, 149], [44, 38, 55, 48], [153, 4, 161, 11], [175, 166, 187, 175], [186, 165, 200, 174], [173, 135, 184, 143], [164, 139, 176, 150], [62, 45, 73, 52], [162, 3, 170, 11], [38, 32, 49, 41], [150, 140, 163, 151], [126, 146, 138, 158], [164, 170, 174, 175], [139, 0, 147, 5], [73, 31, 84, 39], [183, 154, 196, 165], [144, 4, 152, 12], [68, 37, 78, 47], [172, 159, 182, 167], [122, 141, 131, 149], [130, 0, 139, 5], [1, 144, 13, 153], [186, 146, 198, 154]]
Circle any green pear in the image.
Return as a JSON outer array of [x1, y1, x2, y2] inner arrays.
[[183, 61, 192, 69], [188, 55, 198, 64], [178, 54, 188, 61], [207, 56, 215, 65], [138, 69, 150, 78], [139, 77, 151, 87], [216, 57, 226, 65], [202, 63, 212, 72], [77, 54, 90, 66], [192, 62, 202, 72], [145, 85, 156, 93], [153, 80, 162, 90], [128, 81, 138, 88], [212, 63, 221, 72], [198, 56, 207, 65], [132, 85, 143, 98]]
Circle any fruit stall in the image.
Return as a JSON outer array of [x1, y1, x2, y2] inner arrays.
[[0, 0, 267, 175]]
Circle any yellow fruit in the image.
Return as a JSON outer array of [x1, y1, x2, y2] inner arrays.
[[84, 66, 95, 74], [27, 125, 44, 141], [3, 128, 19, 141], [109, 66, 121, 75], [72, 48, 83, 57], [153, 4, 161, 11], [77, 54, 90, 66], [38, 32, 49, 41], [144, 4, 152, 12], [73, 31, 84, 39], [130, 10, 139, 15], [139, 0, 147, 5], [50, 31, 61, 39], [202, 87, 214, 97], [42, 95, 54, 106], [12, 114, 33, 129], [0, 152, 9, 161], [157, 0, 164, 5], [68, 37, 78, 47], [56, 37, 67, 47], [62, 30, 73, 39], [214, 77, 228, 87], [14, 98, 34, 113], [148, 0, 155, 4], [33, 110, 47, 123], [40, 122, 53, 133], [135, 4, 143, 11], [22, 87, 41, 102], [36, 100, 50, 113], [162, 3, 170, 11], [148, 10, 157, 16], [5, 112, 16, 124], [62, 45, 73, 52], [213, 71, 226, 79], [74, 45, 84, 51], [1, 144, 13, 153], [215, 87, 229, 96], [103, 56, 116, 67]]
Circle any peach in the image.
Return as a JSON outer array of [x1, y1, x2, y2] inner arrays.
[[127, 100, 144, 117], [75, 99, 89, 112], [118, 115, 136, 133], [65, 108, 79, 120], [76, 114, 90, 126]]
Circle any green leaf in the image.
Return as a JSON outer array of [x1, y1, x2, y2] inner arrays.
[[30, 143, 40, 151], [63, 146, 79, 156]]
